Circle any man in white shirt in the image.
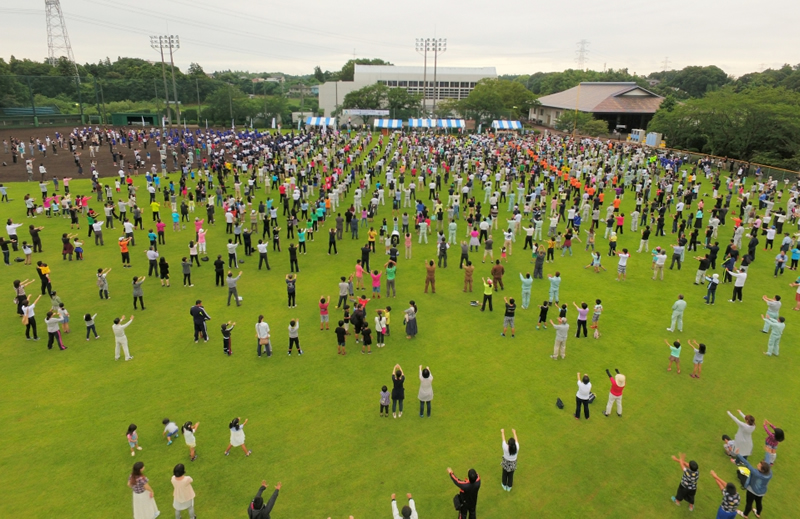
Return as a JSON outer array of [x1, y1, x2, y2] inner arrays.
[[617, 248, 630, 281], [391, 493, 418, 519], [727, 267, 748, 302], [112, 315, 134, 361]]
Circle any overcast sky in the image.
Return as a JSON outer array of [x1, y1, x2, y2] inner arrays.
[[2, 0, 798, 77]]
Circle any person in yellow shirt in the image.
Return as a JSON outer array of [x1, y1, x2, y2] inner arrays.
[[368, 228, 378, 252], [547, 237, 556, 263], [150, 201, 160, 222]]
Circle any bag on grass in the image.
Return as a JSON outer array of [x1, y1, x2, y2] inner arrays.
[[201, 256, 210, 262], [556, 397, 564, 409], [453, 492, 464, 510]]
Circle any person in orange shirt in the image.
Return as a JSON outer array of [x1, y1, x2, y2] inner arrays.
[[613, 197, 621, 212], [119, 237, 132, 268], [598, 192, 605, 204]]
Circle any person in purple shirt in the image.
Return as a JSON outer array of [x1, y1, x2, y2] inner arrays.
[[573, 301, 589, 338]]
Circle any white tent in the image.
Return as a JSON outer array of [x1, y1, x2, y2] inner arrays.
[[373, 119, 404, 129], [305, 117, 336, 127], [491, 120, 522, 130]]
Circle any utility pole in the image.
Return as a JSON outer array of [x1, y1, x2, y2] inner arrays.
[[575, 39, 590, 71], [150, 36, 172, 127]]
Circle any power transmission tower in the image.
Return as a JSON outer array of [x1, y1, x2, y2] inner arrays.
[[575, 40, 589, 70], [661, 57, 671, 72], [45, 0, 78, 75]]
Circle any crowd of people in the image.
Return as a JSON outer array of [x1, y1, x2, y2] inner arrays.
[[4, 122, 796, 518]]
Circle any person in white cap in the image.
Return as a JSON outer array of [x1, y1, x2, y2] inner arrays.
[[603, 368, 626, 417], [703, 273, 719, 304]]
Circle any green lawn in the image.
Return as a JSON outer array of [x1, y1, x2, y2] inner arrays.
[[0, 141, 798, 519]]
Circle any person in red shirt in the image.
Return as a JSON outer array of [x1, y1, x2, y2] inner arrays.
[[604, 369, 625, 417]]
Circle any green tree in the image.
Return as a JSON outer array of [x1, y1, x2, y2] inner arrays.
[[338, 58, 392, 82], [313, 66, 325, 83], [339, 83, 421, 119], [456, 78, 539, 124], [649, 86, 800, 169], [667, 65, 730, 98], [555, 111, 608, 136]]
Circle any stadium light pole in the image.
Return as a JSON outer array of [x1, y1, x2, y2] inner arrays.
[[415, 38, 430, 114], [150, 35, 172, 127], [166, 35, 182, 127], [431, 38, 446, 113]]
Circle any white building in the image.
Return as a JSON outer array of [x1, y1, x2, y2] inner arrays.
[[318, 64, 497, 117]]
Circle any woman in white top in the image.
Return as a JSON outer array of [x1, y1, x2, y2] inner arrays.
[[224, 417, 251, 457], [171, 463, 196, 519], [22, 294, 42, 340], [418, 366, 433, 417], [575, 372, 592, 420], [255, 315, 271, 357], [182, 421, 199, 461], [727, 409, 756, 457], [501, 428, 519, 492]]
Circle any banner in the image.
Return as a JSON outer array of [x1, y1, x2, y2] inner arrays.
[[342, 109, 389, 116]]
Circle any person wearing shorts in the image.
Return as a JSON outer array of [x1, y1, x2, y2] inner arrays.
[[591, 300, 602, 329], [319, 296, 330, 331]]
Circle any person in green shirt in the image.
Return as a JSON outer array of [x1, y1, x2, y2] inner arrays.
[[761, 314, 786, 356], [519, 272, 533, 309], [664, 339, 682, 374], [384, 260, 397, 297], [481, 278, 494, 312]]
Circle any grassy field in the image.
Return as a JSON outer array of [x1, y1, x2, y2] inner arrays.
[[0, 139, 798, 519]]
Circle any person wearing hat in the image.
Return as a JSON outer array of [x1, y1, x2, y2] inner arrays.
[[604, 368, 625, 417], [480, 277, 493, 311], [247, 480, 281, 519], [652, 247, 667, 280], [703, 273, 719, 304]]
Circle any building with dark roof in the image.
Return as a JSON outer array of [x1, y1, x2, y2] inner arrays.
[[529, 82, 664, 132]]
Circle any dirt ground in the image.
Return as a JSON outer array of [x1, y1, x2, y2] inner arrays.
[[0, 125, 190, 183]]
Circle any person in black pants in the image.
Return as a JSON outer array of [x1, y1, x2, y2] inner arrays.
[[448, 467, 481, 519], [288, 243, 299, 272], [573, 301, 588, 338], [285, 274, 297, 308], [257, 241, 271, 270], [36, 261, 53, 295], [328, 228, 337, 254], [247, 480, 280, 519], [575, 372, 592, 420], [190, 300, 211, 343], [361, 244, 371, 272], [213, 255, 225, 286], [481, 278, 493, 312]]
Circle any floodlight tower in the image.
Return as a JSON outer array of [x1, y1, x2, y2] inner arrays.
[[45, 0, 79, 75], [431, 38, 446, 113], [415, 39, 430, 113]]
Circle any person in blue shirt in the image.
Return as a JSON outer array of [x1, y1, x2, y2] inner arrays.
[[790, 246, 800, 271], [735, 453, 772, 518]]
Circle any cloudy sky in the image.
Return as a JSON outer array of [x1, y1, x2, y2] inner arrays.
[[2, 0, 797, 77]]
